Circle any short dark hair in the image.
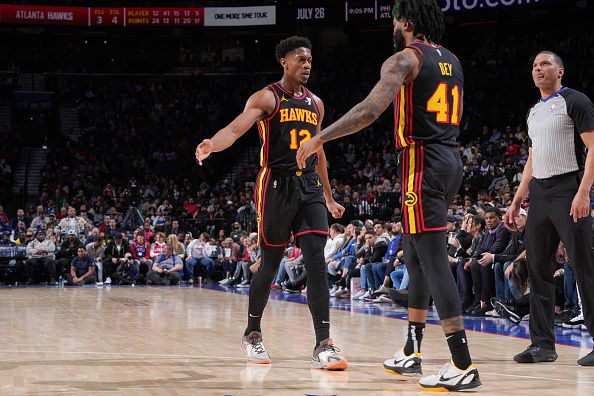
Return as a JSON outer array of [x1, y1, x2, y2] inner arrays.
[[275, 36, 312, 62], [536, 50, 564, 68], [373, 221, 385, 230], [392, 0, 445, 44], [365, 230, 377, 237], [485, 207, 502, 218]]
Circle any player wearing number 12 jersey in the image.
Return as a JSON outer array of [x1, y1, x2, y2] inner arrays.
[[196, 36, 347, 370], [297, 0, 480, 391]]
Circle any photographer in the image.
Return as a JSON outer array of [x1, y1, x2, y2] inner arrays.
[[112, 253, 139, 285]]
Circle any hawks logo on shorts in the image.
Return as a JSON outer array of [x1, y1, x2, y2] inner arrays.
[[404, 191, 418, 207]]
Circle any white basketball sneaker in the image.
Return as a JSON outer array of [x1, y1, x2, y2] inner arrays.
[[311, 339, 348, 370], [383, 348, 422, 375], [419, 361, 481, 391], [241, 331, 271, 364]]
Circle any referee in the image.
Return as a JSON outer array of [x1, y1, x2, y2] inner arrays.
[[504, 51, 594, 366]]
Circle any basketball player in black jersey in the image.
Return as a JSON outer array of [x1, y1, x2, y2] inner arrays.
[[196, 36, 348, 370], [298, 0, 480, 391]]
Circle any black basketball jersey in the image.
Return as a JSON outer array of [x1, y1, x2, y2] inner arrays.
[[258, 82, 319, 173], [394, 42, 464, 150]]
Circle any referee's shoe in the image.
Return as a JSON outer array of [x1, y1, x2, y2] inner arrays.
[[578, 350, 594, 366], [514, 345, 558, 363]]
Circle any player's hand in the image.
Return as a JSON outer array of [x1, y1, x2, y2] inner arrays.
[[296, 136, 323, 169], [326, 200, 345, 219], [503, 202, 520, 231], [569, 191, 590, 223], [196, 139, 213, 165]]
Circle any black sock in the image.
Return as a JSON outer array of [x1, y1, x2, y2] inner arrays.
[[245, 313, 262, 336], [403, 321, 425, 355], [446, 330, 472, 369]]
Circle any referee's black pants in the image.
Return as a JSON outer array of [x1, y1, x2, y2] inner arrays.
[[525, 173, 594, 349]]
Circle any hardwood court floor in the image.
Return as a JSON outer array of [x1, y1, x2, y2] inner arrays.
[[0, 286, 593, 395]]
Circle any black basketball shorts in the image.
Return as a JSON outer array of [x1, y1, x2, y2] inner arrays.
[[398, 142, 463, 234], [255, 167, 329, 247]]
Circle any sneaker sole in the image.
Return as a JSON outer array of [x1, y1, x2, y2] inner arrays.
[[247, 359, 271, 364], [514, 354, 558, 363], [419, 379, 482, 392], [562, 322, 584, 328], [578, 353, 594, 366], [312, 359, 348, 371], [383, 365, 422, 376]]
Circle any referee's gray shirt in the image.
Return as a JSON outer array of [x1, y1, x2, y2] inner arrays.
[[527, 87, 594, 179]]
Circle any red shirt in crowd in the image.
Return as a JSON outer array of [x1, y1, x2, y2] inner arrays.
[[506, 143, 519, 155], [183, 201, 198, 216]]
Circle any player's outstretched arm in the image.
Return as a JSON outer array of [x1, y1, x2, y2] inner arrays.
[[196, 89, 275, 165], [296, 49, 419, 169]]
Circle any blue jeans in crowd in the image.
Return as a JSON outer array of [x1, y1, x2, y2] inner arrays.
[[564, 262, 578, 312], [371, 262, 387, 289], [186, 257, 214, 280], [273, 258, 290, 285], [360, 263, 372, 290], [494, 261, 522, 301], [339, 256, 356, 271], [390, 265, 409, 290]]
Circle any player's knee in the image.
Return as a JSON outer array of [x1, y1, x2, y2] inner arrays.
[[300, 234, 326, 265], [259, 245, 285, 277]]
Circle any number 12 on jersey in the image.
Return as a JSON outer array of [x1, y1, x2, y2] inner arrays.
[[289, 129, 312, 150], [426, 83, 461, 125]]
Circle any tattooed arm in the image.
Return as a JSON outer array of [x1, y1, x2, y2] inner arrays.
[[296, 49, 419, 169]]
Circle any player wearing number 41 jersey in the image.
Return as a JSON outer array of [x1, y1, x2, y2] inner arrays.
[[297, 0, 480, 391], [196, 36, 347, 371]]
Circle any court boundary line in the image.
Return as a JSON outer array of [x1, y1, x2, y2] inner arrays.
[[199, 285, 594, 350]]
